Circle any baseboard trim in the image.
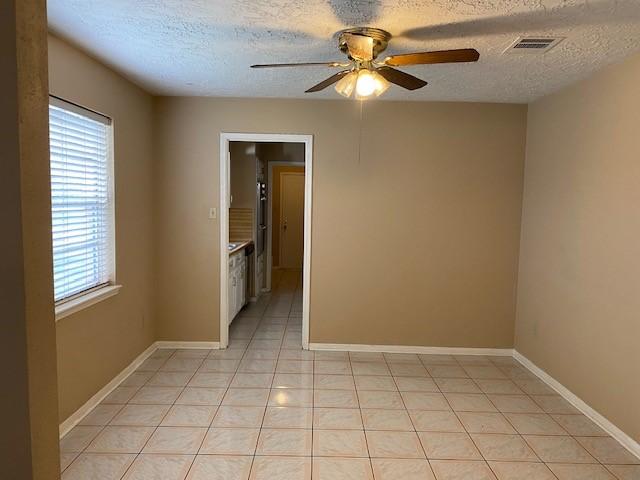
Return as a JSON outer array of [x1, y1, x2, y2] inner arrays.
[[514, 350, 640, 460], [308, 343, 514, 356], [59, 342, 158, 438], [59, 341, 220, 438], [155, 341, 220, 349]]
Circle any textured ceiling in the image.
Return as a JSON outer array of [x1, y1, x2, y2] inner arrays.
[[48, 0, 640, 102]]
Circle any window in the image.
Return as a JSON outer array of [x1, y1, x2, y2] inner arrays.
[[48, 97, 115, 305]]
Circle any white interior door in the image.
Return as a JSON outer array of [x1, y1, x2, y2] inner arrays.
[[279, 172, 305, 268]]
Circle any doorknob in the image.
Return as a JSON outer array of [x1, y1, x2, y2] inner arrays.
[[283, 220, 287, 231]]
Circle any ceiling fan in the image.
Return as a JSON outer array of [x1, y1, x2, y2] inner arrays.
[[251, 27, 479, 99]]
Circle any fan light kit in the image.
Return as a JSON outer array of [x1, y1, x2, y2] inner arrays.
[[251, 27, 480, 99]]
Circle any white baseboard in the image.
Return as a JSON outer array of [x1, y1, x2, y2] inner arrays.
[[59, 341, 220, 438], [308, 343, 514, 356], [155, 341, 220, 349], [514, 350, 640, 460], [59, 342, 158, 438]]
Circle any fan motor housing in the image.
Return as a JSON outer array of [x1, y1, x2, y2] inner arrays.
[[337, 27, 392, 60]]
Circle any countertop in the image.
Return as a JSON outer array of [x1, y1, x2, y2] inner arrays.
[[228, 240, 253, 255]]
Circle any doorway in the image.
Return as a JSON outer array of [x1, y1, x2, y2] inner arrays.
[[219, 133, 313, 350]]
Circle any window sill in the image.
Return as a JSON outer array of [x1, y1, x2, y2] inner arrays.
[[55, 285, 122, 322]]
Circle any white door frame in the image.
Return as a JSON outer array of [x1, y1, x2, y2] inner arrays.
[[266, 161, 305, 292], [220, 133, 313, 350]]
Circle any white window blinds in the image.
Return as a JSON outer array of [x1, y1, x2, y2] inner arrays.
[[49, 97, 115, 303]]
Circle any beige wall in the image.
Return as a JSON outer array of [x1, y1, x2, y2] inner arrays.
[[1, 0, 60, 477], [155, 98, 527, 346], [515, 52, 640, 442], [48, 35, 156, 421]]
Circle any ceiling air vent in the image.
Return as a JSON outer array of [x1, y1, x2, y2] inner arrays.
[[504, 36, 564, 54]]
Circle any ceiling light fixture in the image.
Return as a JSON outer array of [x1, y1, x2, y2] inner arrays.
[[334, 68, 390, 99]]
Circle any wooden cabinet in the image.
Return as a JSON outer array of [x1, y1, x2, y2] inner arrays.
[[228, 250, 247, 325]]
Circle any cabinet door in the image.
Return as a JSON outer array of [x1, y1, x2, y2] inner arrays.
[[234, 267, 243, 316]]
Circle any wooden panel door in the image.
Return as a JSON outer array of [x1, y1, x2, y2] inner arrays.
[[279, 172, 305, 268]]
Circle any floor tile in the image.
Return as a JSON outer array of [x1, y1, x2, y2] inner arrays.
[[576, 437, 640, 464], [161, 405, 217, 427], [314, 361, 351, 375], [200, 427, 259, 455], [361, 409, 413, 431], [276, 360, 313, 374], [409, 410, 465, 432], [60, 426, 103, 452], [402, 392, 450, 410], [314, 374, 355, 390], [444, 393, 497, 412], [366, 431, 425, 458], [474, 379, 523, 395], [79, 405, 123, 426], [457, 412, 516, 434], [503, 413, 566, 435], [263, 407, 312, 429], [175, 387, 225, 406], [188, 372, 234, 388], [186, 455, 252, 480], [212, 406, 265, 428], [429, 460, 497, 479], [351, 362, 390, 376], [313, 429, 368, 457], [162, 358, 204, 372], [419, 354, 459, 366], [435, 378, 482, 394], [395, 376, 439, 392], [60, 452, 79, 472], [62, 453, 135, 480], [256, 428, 312, 456], [512, 379, 555, 395], [86, 426, 155, 453], [312, 457, 373, 480], [418, 432, 482, 460], [389, 363, 429, 377], [605, 465, 640, 480], [147, 371, 193, 387], [427, 366, 469, 379], [550, 414, 608, 436], [371, 458, 435, 480], [524, 435, 596, 463], [354, 375, 397, 391], [110, 404, 170, 426], [129, 386, 182, 405], [272, 373, 313, 389], [102, 386, 140, 404], [230, 373, 274, 389], [249, 456, 311, 480], [547, 463, 617, 479], [463, 366, 508, 380], [488, 395, 543, 414], [121, 371, 154, 387], [143, 427, 207, 454], [122, 453, 194, 480], [314, 389, 359, 408], [268, 388, 313, 407], [470, 434, 538, 461], [313, 408, 363, 430], [223, 388, 270, 406], [531, 395, 580, 415], [488, 461, 556, 480], [350, 352, 385, 362]]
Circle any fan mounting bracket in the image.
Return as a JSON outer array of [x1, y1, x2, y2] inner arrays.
[[337, 27, 392, 60]]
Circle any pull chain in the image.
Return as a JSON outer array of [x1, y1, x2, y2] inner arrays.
[[358, 99, 364, 165]]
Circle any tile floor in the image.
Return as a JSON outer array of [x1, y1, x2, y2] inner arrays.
[[60, 269, 640, 479]]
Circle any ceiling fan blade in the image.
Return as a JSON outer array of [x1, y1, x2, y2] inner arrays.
[[305, 70, 351, 93], [251, 61, 347, 68], [345, 33, 374, 61], [383, 49, 479, 66], [376, 67, 427, 91]]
